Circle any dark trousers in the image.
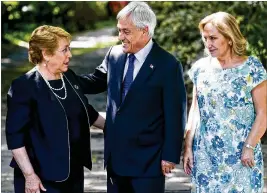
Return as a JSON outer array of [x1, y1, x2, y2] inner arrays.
[[14, 163, 84, 193], [107, 162, 165, 193]]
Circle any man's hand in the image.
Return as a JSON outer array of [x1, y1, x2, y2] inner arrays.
[[25, 173, 46, 193], [161, 160, 175, 176]]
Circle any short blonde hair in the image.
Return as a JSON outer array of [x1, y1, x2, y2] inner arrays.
[[199, 12, 247, 56], [28, 25, 71, 64]]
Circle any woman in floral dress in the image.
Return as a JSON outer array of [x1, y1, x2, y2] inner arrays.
[[183, 12, 267, 193]]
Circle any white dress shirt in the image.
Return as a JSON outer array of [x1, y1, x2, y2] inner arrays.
[[123, 39, 154, 81]]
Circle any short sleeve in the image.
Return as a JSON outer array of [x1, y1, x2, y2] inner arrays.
[[247, 56, 267, 90], [187, 66, 195, 84], [187, 61, 201, 85]]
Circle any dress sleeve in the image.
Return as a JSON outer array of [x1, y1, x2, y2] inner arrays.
[[6, 78, 32, 150], [187, 62, 199, 85], [248, 57, 267, 91], [187, 67, 194, 83]]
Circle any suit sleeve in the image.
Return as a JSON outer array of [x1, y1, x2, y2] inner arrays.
[[6, 78, 32, 150], [72, 47, 113, 94], [162, 60, 187, 164]]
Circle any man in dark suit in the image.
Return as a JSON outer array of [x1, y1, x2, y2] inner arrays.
[[80, 2, 187, 192]]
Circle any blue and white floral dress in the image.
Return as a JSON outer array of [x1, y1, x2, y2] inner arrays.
[[188, 56, 267, 193]]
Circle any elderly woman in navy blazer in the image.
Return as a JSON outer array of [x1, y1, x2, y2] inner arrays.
[[5, 25, 105, 193]]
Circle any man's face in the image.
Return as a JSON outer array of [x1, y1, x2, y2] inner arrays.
[[117, 17, 149, 53]]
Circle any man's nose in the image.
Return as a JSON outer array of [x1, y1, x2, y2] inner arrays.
[[118, 32, 124, 41]]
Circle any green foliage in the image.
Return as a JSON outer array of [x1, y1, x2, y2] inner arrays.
[[150, 1, 267, 68], [1, 1, 110, 38], [2, 1, 266, 103], [149, 1, 267, 102], [1, 63, 33, 105]]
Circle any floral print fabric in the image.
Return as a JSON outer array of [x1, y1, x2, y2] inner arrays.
[[188, 56, 267, 193]]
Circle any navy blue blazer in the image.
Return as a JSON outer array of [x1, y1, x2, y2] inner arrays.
[[5, 68, 99, 181], [78, 41, 187, 177]]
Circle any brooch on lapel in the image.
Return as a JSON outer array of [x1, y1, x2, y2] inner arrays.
[[149, 64, 154, 69], [74, 85, 79, 89]]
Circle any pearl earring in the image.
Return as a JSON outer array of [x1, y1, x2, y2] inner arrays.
[[229, 41, 232, 46]]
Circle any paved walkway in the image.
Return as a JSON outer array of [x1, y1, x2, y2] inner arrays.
[[1, 27, 267, 193]]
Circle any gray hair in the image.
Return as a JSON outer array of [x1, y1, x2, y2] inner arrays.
[[117, 2, 157, 37]]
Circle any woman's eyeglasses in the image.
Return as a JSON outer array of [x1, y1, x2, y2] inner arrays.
[[58, 47, 71, 54]]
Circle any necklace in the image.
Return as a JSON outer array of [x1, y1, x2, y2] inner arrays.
[[47, 73, 64, 91], [47, 73, 65, 90], [36, 68, 67, 100]]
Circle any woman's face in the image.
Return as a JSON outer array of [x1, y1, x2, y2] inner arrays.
[[46, 38, 72, 74], [202, 23, 231, 59]]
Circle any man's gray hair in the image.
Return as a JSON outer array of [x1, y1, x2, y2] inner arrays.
[[117, 2, 157, 37]]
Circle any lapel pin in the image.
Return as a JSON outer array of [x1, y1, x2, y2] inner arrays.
[[150, 64, 154, 69], [74, 85, 79, 89]]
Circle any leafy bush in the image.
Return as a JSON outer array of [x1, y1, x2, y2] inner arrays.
[[149, 1, 267, 102], [1, 1, 109, 36]]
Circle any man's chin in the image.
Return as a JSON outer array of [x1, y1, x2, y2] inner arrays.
[[122, 47, 129, 53]]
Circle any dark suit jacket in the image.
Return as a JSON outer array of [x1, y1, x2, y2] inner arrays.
[[5, 68, 99, 181], [78, 41, 187, 177]]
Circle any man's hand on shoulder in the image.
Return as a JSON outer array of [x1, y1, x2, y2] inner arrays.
[[161, 160, 176, 176]]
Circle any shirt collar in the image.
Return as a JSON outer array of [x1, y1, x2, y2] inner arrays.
[[128, 38, 153, 64]]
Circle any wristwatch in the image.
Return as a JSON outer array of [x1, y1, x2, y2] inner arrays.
[[244, 143, 255, 150]]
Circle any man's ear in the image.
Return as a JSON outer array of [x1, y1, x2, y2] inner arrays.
[[143, 26, 149, 35]]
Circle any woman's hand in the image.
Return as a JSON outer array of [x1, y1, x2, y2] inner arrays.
[[241, 147, 255, 168], [25, 173, 46, 193], [183, 147, 194, 175]]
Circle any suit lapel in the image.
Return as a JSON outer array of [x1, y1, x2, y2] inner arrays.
[[63, 72, 88, 105], [120, 42, 159, 106], [115, 52, 127, 106], [130, 50, 157, 90]]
